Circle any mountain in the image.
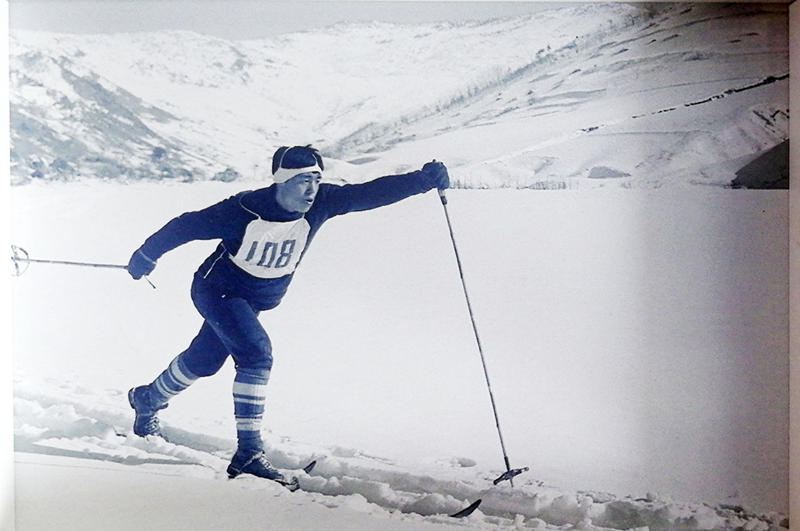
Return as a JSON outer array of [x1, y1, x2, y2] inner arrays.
[[8, 3, 789, 187]]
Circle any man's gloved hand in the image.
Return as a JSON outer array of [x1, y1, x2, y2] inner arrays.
[[421, 160, 450, 190], [127, 248, 157, 280]]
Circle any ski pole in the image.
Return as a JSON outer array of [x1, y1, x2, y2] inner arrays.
[[10, 245, 155, 288], [437, 189, 522, 486]]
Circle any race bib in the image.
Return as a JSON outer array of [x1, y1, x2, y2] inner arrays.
[[230, 218, 310, 279]]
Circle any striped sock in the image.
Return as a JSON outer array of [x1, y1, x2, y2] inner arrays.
[[148, 354, 200, 407], [233, 366, 270, 452]]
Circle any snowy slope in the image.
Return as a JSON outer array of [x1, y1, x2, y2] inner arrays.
[[11, 180, 789, 528], [8, 3, 788, 187]]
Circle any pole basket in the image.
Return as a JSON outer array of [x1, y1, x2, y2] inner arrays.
[[11, 245, 30, 276], [493, 467, 530, 485]]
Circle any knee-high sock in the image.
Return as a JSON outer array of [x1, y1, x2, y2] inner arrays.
[[148, 354, 200, 407], [233, 366, 270, 452]]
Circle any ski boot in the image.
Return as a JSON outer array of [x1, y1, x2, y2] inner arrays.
[[227, 449, 286, 481], [127, 386, 168, 439]]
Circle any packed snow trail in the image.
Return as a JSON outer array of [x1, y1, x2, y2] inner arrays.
[[14, 380, 788, 530]]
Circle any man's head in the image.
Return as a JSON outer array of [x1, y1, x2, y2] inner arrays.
[[272, 145, 324, 213]]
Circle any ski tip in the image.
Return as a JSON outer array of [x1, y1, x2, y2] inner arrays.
[[449, 499, 482, 518], [302, 460, 317, 474]]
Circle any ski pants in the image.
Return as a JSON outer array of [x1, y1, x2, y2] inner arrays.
[[180, 278, 274, 377]]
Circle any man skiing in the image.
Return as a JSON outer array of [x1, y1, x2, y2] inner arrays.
[[126, 144, 449, 483]]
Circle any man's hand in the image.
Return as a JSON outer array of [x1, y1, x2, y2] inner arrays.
[[127, 248, 157, 280], [421, 160, 450, 190]]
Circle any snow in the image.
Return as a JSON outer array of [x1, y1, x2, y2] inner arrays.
[[10, 182, 789, 530], [7, 3, 788, 188], [7, 2, 791, 530]]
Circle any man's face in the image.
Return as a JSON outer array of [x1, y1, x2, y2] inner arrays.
[[275, 172, 322, 213]]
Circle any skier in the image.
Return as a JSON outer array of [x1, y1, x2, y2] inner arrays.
[[126, 145, 449, 483]]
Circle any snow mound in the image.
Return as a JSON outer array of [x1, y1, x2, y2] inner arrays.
[[14, 378, 788, 530]]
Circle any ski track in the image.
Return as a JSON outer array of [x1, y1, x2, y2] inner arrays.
[[14, 380, 788, 530]]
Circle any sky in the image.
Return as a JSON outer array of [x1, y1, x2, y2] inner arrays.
[[8, 1, 568, 39]]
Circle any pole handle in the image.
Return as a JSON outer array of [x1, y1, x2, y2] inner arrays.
[[438, 188, 448, 205]]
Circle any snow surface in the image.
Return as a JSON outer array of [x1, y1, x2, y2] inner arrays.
[[8, 2, 791, 530], [11, 181, 788, 530]]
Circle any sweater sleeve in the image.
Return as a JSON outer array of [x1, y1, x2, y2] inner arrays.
[[319, 170, 438, 218], [139, 195, 244, 260]]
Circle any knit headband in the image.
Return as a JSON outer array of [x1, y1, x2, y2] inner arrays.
[[272, 164, 323, 184]]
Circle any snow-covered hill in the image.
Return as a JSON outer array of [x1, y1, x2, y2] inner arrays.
[[9, 2, 788, 188]]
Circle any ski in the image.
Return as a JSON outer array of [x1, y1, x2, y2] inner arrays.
[[229, 459, 317, 492], [450, 499, 482, 518], [276, 459, 318, 492], [274, 459, 317, 492], [116, 428, 317, 491], [274, 476, 301, 492], [302, 459, 317, 474]]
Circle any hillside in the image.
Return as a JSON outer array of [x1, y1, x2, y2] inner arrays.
[[8, 3, 789, 188]]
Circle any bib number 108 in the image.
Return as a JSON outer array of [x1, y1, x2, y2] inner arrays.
[[244, 239, 296, 269]]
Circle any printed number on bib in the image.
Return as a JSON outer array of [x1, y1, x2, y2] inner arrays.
[[244, 239, 296, 269], [231, 218, 310, 279]]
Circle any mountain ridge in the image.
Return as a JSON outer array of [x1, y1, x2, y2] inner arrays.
[[9, 3, 788, 187]]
